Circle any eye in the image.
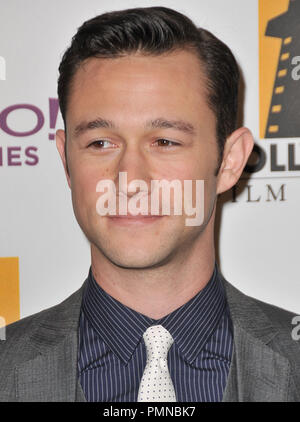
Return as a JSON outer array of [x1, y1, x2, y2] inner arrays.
[[89, 140, 115, 149], [154, 139, 180, 147]]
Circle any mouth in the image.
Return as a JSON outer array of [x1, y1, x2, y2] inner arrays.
[[106, 214, 166, 225]]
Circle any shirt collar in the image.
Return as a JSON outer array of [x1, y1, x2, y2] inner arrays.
[[81, 262, 227, 365]]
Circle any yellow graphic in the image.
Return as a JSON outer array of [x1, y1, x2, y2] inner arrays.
[[0, 257, 20, 326], [259, 0, 289, 138]]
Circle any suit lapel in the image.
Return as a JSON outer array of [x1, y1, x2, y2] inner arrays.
[[15, 283, 86, 402], [221, 276, 292, 402]]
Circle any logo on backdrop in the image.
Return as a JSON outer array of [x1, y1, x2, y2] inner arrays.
[[0, 257, 20, 328], [0, 98, 59, 167], [260, 0, 300, 139], [230, 0, 300, 204]]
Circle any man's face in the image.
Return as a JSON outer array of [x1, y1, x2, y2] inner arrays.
[[57, 50, 221, 268]]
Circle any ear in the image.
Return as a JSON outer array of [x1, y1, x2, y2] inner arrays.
[[216, 127, 254, 195], [56, 129, 71, 189]]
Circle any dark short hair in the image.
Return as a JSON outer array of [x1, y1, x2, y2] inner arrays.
[[58, 6, 240, 174]]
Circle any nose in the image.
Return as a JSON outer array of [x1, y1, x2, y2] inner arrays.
[[116, 144, 151, 198]]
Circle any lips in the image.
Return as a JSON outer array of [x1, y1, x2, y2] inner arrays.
[[109, 214, 163, 218], [106, 214, 165, 225]]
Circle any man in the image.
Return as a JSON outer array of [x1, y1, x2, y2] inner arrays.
[[0, 6, 299, 402]]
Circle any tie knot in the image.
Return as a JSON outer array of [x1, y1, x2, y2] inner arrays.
[[143, 325, 174, 360]]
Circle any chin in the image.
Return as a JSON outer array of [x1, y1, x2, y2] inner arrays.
[[89, 221, 181, 268], [99, 244, 174, 270], [108, 252, 164, 269]]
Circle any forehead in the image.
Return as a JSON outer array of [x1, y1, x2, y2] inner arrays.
[[67, 49, 212, 127]]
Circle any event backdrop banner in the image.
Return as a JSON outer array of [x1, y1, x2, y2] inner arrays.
[[0, 0, 299, 325]]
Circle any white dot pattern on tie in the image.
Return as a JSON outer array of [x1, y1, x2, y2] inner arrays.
[[137, 324, 177, 402]]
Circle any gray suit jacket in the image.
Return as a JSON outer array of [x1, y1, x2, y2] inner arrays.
[[0, 274, 300, 402]]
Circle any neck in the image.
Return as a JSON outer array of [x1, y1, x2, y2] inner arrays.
[[90, 219, 216, 319]]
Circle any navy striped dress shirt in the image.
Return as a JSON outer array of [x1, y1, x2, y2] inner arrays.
[[78, 262, 234, 402]]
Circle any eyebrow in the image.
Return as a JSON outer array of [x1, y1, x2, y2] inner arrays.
[[146, 118, 196, 135], [73, 117, 196, 137], [74, 117, 115, 137]]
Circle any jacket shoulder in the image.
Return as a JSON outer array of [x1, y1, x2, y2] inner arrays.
[[0, 283, 85, 365], [222, 275, 299, 330], [251, 295, 299, 330], [0, 283, 85, 401], [221, 275, 300, 356]]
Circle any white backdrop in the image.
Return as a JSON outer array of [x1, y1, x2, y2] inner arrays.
[[0, 0, 299, 320]]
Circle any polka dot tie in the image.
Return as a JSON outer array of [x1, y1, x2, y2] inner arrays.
[[137, 325, 177, 402]]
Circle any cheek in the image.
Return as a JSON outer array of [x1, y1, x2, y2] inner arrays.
[[179, 160, 217, 216], [174, 162, 211, 183], [155, 161, 201, 182], [70, 164, 111, 215]]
